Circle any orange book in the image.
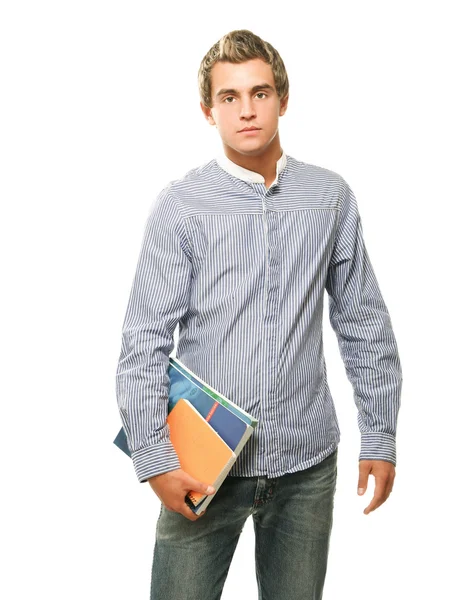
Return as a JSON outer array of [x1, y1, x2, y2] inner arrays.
[[167, 398, 237, 507]]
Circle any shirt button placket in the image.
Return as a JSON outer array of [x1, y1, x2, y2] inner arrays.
[[267, 193, 280, 472], [259, 187, 280, 474], [257, 184, 270, 472]]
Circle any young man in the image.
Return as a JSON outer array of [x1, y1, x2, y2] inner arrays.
[[116, 29, 402, 600]]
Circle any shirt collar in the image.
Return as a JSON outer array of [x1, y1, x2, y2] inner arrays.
[[215, 150, 287, 188]]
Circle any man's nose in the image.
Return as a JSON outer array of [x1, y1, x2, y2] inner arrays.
[[240, 99, 256, 119]]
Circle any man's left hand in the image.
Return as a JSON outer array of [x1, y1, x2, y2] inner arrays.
[[358, 460, 395, 515]]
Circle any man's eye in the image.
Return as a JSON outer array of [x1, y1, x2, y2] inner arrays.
[[256, 92, 267, 99], [224, 97, 234, 103]]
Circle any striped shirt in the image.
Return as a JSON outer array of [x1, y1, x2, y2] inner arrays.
[[115, 151, 402, 483]]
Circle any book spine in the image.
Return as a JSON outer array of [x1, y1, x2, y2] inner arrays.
[[191, 453, 238, 515], [233, 425, 254, 456]]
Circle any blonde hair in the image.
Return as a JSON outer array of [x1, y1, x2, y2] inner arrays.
[[198, 29, 289, 108]]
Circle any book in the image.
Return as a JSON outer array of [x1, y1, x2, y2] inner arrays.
[[166, 398, 237, 509], [114, 356, 258, 514]]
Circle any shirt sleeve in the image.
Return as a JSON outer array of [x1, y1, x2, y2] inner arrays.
[[115, 187, 192, 482], [325, 178, 402, 465]]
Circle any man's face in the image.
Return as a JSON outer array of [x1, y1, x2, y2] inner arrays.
[[202, 58, 288, 157]]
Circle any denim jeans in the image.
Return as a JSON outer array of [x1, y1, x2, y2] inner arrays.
[[150, 449, 338, 600]]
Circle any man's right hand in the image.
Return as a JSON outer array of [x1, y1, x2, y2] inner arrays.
[[148, 468, 215, 521]]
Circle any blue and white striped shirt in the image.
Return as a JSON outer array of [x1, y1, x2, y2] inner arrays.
[[115, 151, 402, 483]]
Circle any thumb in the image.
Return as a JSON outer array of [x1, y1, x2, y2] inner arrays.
[[358, 461, 371, 496], [184, 474, 215, 495]]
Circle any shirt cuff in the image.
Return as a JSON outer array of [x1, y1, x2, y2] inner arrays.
[[131, 440, 181, 483], [360, 432, 396, 465]]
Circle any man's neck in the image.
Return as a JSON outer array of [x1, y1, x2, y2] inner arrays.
[[222, 136, 283, 186]]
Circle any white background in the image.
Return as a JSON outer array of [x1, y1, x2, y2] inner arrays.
[[1, 1, 463, 598]]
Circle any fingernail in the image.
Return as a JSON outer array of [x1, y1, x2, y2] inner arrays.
[[207, 486, 215, 494], [358, 488, 364, 495]]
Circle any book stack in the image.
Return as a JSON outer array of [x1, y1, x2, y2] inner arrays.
[[114, 357, 258, 515]]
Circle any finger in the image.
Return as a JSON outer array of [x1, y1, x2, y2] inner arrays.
[[184, 477, 215, 496], [180, 502, 201, 521], [387, 471, 396, 495], [363, 493, 384, 514], [364, 475, 390, 515], [358, 461, 371, 496], [384, 476, 394, 499]]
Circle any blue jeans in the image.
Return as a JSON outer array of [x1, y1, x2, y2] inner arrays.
[[150, 449, 338, 600]]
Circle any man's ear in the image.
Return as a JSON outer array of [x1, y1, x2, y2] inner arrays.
[[200, 102, 216, 126], [279, 94, 289, 117]]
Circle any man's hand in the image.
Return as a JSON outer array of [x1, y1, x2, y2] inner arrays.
[[148, 468, 215, 521], [357, 460, 395, 515]]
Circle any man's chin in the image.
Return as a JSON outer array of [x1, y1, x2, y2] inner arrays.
[[224, 141, 270, 158]]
